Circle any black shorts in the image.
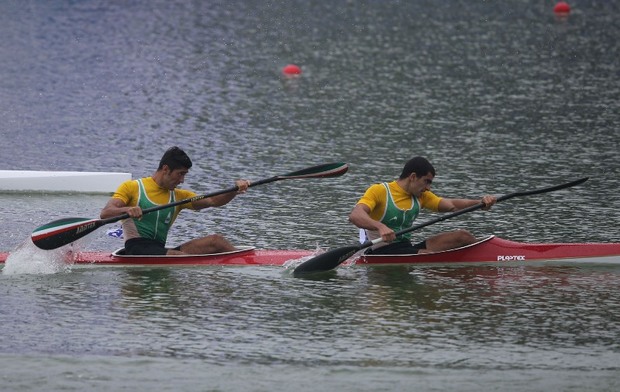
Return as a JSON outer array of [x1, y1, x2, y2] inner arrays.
[[124, 238, 180, 255], [365, 240, 426, 255]]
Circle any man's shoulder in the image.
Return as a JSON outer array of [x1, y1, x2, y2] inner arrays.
[[115, 178, 139, 192], [421, 190, 440, 200], [174, 187, 197, 198], [369, 181, 389, 189], [364, 182, 389, 195], [420, 190, 442, 210], [361, 182, 389, 203]]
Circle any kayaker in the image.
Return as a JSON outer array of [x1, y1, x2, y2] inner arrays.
[[100, 146, 250, 255], [350, 156, 497, 254]]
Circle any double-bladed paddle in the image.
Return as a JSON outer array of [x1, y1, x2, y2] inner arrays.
[[32, 162, 349, 250], [293, 177, 589, 276]]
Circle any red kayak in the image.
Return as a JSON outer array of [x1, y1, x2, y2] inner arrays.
[[357, 236, 620, 266], [2, 236, 620, 267]]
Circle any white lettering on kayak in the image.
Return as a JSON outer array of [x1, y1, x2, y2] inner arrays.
[[497, 255, 526, 261]]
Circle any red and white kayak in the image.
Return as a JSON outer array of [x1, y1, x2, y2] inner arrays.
[[2, 236, 620, 267], [357, 236, 620, 266]]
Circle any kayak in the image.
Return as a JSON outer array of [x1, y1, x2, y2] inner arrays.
[[2, 236, 620, 267], [357, 236, 620, 265], [73, 246, 311, 266], [0, 170, 131, 194]]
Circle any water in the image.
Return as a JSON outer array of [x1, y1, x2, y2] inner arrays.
[[1, 0, 620, 390], [2, 265, 620, 391]]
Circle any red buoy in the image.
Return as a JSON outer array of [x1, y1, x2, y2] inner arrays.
[[554, 2, 571, 14], [282, 64, 302, 75]]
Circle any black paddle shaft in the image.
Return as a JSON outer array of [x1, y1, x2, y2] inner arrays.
[[391, 176, 589, 238], [113, 162, 351, 221]]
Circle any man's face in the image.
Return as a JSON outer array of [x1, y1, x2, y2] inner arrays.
[[408, 172, 433, 197], [162, 166, 189, 189]]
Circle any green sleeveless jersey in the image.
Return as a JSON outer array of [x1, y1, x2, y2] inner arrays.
[[380, 182, 420, 242], [133, 179, 177, 244]]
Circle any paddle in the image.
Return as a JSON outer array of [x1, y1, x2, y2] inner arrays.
[[293, 177, 589, 276], [31, 162, 349, 250]]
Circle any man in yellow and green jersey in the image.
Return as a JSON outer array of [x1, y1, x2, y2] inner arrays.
[[350, 156, 497, 254], [100, 146, 250, 255]]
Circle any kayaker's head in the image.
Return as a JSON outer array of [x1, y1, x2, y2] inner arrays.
[[159, 146, 193, 171], [156, 146, 193, 189], [398, 156, 435, 196]]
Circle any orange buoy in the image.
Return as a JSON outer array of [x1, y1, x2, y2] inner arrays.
[[282, 64, 302, 76], [554, 2, 571, 14]]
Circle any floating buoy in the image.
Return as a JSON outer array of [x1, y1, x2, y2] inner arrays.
[[282, 64, 302, 76], [554, 2, 571, 14]]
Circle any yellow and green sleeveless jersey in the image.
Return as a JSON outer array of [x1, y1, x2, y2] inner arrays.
[[357, 181, 442, 242], [112, 177, 196, 244]]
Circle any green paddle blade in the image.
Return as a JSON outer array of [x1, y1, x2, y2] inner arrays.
[[281, 162, 349, 179], [31, 217, 103, 250]]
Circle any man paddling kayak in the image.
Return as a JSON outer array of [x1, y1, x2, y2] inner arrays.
[[350, 156, 496, 255], [100, 146, 250, 255]]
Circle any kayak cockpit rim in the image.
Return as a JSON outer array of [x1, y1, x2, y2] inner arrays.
[[111, 245, 256, 258], [361, 235, 496, 258]]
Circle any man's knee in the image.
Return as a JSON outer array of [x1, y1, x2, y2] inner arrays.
[[454, 229, 476, 244]]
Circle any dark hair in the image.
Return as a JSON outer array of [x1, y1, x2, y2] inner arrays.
[[158, 146, 192, 170], [399, 157, 435, 179]]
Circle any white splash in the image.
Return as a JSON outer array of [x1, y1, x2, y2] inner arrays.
[[282, 245, 363, 272], [2, 240, 73, 275], [282, 245, 325, 270]]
